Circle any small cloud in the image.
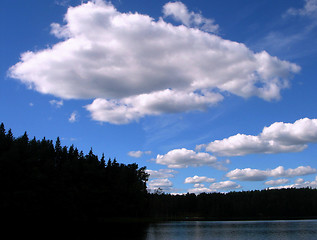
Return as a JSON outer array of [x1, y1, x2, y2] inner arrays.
[[29, 102, 34, 107], [68, 111, 78, 123], [163, 1, 219, 33], [295, 178, 305, 184], [128, 150, 152, 158], [194, 183, 205, 188], [50, 99, 63, 108], [54, 0, 70, 7], [147, 178, 173, 192], [146, 169, 177, 179], [265, 179, 290, 186], [155, 148, 218, 168], [184, 175, 216, 184], [285, 0, 317, 18]]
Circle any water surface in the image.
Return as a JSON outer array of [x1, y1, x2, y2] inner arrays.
[[144, 220, 317, 240]]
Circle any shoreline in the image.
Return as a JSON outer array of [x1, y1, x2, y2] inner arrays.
[[95, 216, 317, 224]]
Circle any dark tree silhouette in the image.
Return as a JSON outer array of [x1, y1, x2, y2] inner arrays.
[[0, 123, 149, 223]]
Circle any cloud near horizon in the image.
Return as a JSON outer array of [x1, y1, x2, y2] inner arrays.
[[146, 169, 177, 179], [269, 176, 317, 189], [147, 178, 173, 191], [188, 180, 241, 194], [198, 118, 317, 156], [226, 165, 317, 181], [265, 178, 289, 186], [9, 0, 300, 124]]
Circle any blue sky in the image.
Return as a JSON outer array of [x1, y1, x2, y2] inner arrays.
[[1, 0, 317, 194]]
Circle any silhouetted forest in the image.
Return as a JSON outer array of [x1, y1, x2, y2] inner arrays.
[[1, 122, 317, 224], [147, 188, 317, 220], [0, 123, 149, 223]]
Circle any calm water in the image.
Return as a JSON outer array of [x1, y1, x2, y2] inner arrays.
[[142, 220, 317, 240]]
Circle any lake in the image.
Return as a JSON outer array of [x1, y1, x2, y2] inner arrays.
[[117, 219, 317, 240]]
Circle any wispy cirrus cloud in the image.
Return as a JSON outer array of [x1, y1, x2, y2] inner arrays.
[[163, 1, 219, 33], [68, 111, 78, 123], [286, 0, 317, 18], [49, 99, 63, 108], [9, 1, 300, 124], [128, 150, 152, 158]]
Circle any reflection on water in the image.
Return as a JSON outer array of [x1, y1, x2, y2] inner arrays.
[[144, 220, 317, 240]]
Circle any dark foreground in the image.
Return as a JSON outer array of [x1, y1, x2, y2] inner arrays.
[[1, 123, 317, 226]]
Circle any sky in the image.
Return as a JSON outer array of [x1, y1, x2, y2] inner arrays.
[[1, 0, 317, 194]]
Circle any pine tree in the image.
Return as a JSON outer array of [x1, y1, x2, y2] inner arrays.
[[100, 153, 106, 168], [0, 123, 6, 154], [6, 129, 13, 142], [0, 123, 5, 137]]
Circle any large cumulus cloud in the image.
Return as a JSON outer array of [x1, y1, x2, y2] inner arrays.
[[9, 0, 300, 124]]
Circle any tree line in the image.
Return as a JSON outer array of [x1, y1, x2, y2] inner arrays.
[[0, 123, 149, 223], [147, 188, 317, 220], [1, 122, 317, 223]]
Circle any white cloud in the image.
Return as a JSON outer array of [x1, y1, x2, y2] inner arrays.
[[184, 175, 216, 184], [49, 99, 64, 108], [68, 111, 78, 123], [54, 0, 71, 7], [85, 90, 223, 124], [200, 118, 317, 156], [270, 165, 317, 178], [270, 176, 317, 189], [265, 179, 289, 186], [155, 148, 218, 168], [261, 118, 317, 145], [8, 1, 300, 124], [128, 150, 151, 158], [128, 151, 143, 158], [188, 180, 241, 194], [209, 181, 241, 191], [163, 1, 219, 33], [194, 183, 205, 188], [226, 166, 317, 181], [146, 169, 177, 179], [147, 178, 173, 191], [188, 187, 213, 194], [226, 167, 269, 181], [286, 0, 317, 18]]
